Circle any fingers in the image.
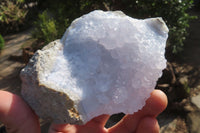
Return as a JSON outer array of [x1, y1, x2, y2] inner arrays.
[[0, 91, 40, 133], [49, 114, 110, 133], [86, 114, 110, 127], [108, 90, 167, 133], [49, 123, 78, 133], [136, 117, 159, 133], [77, 114, 110, 133]]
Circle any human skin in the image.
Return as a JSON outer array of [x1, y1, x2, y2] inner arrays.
[[0, 90, 167, 133]]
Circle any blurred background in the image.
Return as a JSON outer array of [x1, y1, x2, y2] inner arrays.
[[0, 0, 200, 132]]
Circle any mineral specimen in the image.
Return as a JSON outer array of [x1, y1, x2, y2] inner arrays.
[[20, 10, 169, 124]]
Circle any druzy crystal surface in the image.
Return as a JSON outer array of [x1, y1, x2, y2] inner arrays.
[[20, 10, 168, 124]]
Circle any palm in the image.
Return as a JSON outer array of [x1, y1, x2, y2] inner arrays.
[[0, 90, 167, 133]]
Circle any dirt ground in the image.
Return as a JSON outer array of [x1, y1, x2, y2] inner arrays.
[[0, 30, 30, 95]]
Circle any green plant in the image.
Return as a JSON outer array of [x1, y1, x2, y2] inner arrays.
[[32, 11, 58, 44], [105, 0, 196, 53], [0, 34, 5, 51], [33, 0, 196, 53], [183, 81, 191, 94], [140, 0, 196, 53], [0, 0, 28, 34]]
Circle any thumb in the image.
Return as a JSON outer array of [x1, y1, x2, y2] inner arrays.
[[0, 91, 40, 133]]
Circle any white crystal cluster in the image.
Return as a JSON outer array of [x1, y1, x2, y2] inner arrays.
[[21, 10, 168, 124]]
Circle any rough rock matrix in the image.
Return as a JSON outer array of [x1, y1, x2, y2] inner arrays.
[[20, 10, 169, 124]]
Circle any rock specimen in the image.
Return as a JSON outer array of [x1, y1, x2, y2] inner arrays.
[[20, 10, 169, 124]]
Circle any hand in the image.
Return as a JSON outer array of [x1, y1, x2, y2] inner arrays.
[[0, 90, 167, 133]]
